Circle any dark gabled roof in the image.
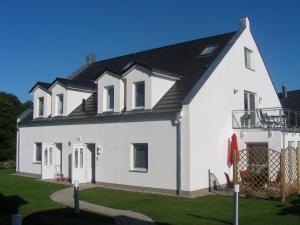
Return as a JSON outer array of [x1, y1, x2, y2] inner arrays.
[[29, 82, 52, 93], [49, 77, 97, 91], [278, 90, 300, 111], [22, 31, 237, 124], [70, 31, 236, 114]]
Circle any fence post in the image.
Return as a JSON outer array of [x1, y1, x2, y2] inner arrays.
[[296, 147, 300, 194], [281, 148, 286, 202]]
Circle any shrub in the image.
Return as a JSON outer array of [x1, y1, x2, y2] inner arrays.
[[0, 160, 16, 169]]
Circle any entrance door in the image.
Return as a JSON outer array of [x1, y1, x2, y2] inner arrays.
[[244, 91, 256, 127], [42, 143, 55, 179], [72, 144, 86, 184]]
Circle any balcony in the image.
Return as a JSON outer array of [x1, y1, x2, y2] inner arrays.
[[232, 107, 300, 131]]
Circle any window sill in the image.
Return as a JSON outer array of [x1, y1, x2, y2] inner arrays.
[[129, 168, 148, 173], [33, 161, 41, 164], [103, 109, 114, 113]]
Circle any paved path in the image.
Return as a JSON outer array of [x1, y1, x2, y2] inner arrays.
[[50, 184, 155, 225]]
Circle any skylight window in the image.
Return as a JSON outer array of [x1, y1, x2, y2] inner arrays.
[[200, 45, 217, 56]]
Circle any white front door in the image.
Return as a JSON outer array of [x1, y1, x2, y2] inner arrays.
[[72, 144, 86, 184], [42, 143, 55, 179]]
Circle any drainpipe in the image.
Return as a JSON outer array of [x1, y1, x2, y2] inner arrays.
[[16, 120, 20, 172], [174, 111, 182, 195]]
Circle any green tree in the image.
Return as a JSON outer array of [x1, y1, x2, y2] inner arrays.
[[0, 92, 32, 161]]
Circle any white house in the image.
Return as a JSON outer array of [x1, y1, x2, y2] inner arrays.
[[16, 17, 300, 197]]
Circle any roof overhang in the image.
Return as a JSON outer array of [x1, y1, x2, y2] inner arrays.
[[121, 62, 181, 81], [29, 82, 51, 94], [94, 69, 121, 83]]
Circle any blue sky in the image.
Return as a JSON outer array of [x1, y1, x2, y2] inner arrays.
[[0, 0, 299, 102]]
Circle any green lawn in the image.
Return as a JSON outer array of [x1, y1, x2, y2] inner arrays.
[[80, 187, 300, 225], [0, 169, 114, 225]]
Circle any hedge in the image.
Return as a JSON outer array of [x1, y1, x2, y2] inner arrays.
[[0, 160, 16, 169]]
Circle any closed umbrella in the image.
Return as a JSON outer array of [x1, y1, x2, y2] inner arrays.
[[230, 133, 239, 183]]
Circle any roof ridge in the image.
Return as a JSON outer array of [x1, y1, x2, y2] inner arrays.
[[278, 89, 300, 94]]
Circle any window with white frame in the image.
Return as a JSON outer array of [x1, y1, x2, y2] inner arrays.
[[104, 86, 114, 111], [34, 143, 42, 163], [132, 143, 148, 171], [56, 94, 64, 116], [244, 47, 254, 70], [38, 97, 44, 117], [134, 82, 145, 108]]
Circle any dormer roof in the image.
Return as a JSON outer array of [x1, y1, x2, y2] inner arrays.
[[29, 82, 52, 94], [48, 78, 97, 92]]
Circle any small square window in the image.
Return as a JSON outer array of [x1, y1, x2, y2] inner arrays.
[[34, 143, 42, 163], [56, 94, 64, 116], [105, 86, 114, 111], [244, 47, 254, 70], [38, 97, 44, 117], [134, 82, 145, 108], [132, 143, 148, 171]]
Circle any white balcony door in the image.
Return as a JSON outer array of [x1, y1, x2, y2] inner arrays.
[[244, 91, 256, 127], [42, 143, 55, 179], [72, 144, 87, 184]]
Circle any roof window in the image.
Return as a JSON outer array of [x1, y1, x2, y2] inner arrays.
[[199, 45, 218, 56]]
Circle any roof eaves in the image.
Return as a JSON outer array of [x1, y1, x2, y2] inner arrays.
[[94, 68, 121, 83]]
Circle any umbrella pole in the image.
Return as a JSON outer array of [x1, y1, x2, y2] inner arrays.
[[233, 151, 239, 225]]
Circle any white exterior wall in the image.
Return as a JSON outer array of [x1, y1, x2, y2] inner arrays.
[[185, 25, 282, 191], [151, 75, 175, 108], [236, 129, 282, 151], [66, 89, 92, 114], [32, 88, 51, 119], [50, 83, 92, 116], [97, 72, 125, 113], [18, 116, 178, 190]]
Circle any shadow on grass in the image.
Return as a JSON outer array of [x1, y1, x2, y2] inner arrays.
[[23, 208, 115, 225], [278, 195, 300, 217], [0, 193, 27, 225], [0, 193, 27, 215], [186, 213, 232, 225]]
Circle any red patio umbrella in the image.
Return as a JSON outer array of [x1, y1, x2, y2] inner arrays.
[[229, 133, 240, 184], [229, 133, 240, 165]]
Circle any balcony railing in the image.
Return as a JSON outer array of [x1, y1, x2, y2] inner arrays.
[[232, 107, 300, 130]]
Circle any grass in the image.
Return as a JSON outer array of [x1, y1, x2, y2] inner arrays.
[[80, 187, 300, 225], [0, 169, 114, 225]]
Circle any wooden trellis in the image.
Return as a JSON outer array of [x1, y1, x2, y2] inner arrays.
[[237, 147, 300, 201]]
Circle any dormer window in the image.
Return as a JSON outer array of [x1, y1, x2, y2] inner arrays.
[[56, 94, 64, 116], [104, 86, 114, 112], [38, 97, 44, 117], [134, 82, 145, 109]]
